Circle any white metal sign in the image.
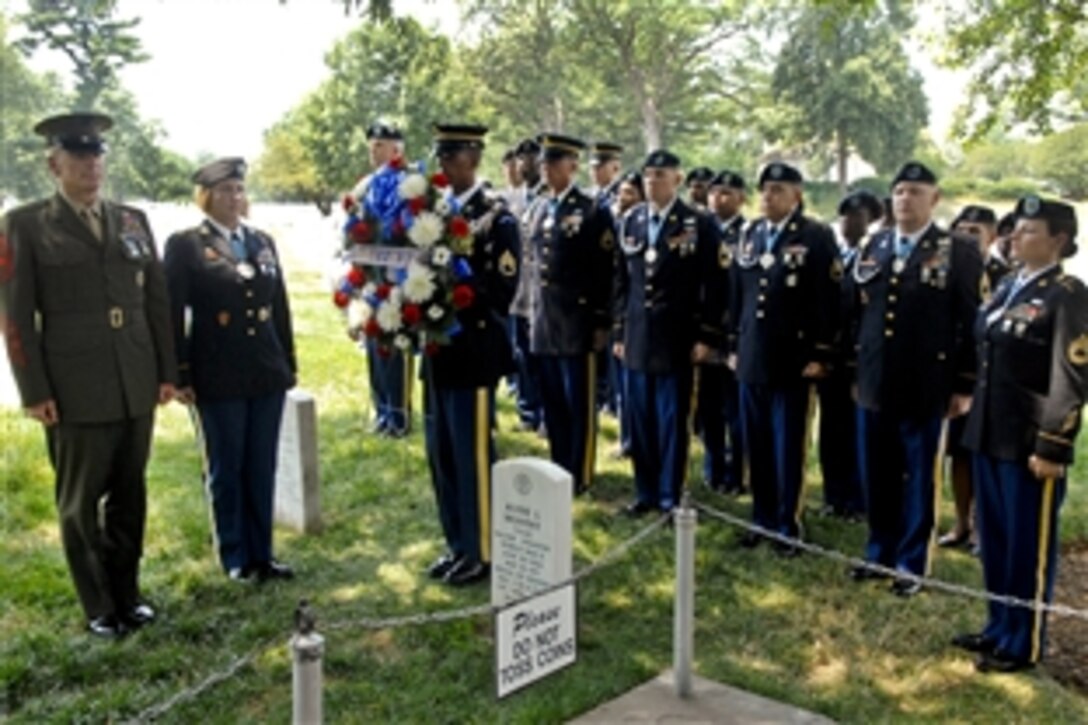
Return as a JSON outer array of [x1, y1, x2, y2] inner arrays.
[[495, 583, 577, 699]]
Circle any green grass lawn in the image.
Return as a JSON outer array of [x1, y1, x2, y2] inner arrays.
[[2, 235, 1088, 723]]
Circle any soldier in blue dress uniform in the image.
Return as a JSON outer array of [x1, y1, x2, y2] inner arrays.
[[508, 138, 545, 433], [729, 162, 839, 554], [685, 166, 714, 208], [423, 124, 520, 587], [694, 170, 748, 495], [525, 133, 615, 493], [362, 123, 414, 437], [956, 196, 1087, 672], [816, 190, 882, 520], [940, 204, 1010, 550], [614, 151, 725, 515], [164, 157, 297, 583], [848, 162, 983, 596]]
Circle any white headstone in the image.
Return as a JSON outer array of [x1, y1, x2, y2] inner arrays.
[[491, 458, 572, 606], [275, 389, 322, 533]]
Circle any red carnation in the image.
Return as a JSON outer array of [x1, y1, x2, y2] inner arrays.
[[402, 303, 422, 325], [451, 284, 475, 310], [424, 342, 440, 357], [342, 194, 356, 212], [377, 345, 392, 358], [376, 283, 393, 300], [407, 196, 427, 215], [449, 216, 470, 238], [349, 220, 371, 244], [346, 266, 366, 288], [364, 318, 381, 338], [430, 172, 449, 189], [389, 155, 405, 171], [391, 218, 406, 237], [333, 290, 351, 309]]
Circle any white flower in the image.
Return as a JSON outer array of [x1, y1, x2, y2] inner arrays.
[[389, 286, 404, 305], [376, 300, 403, 331], [347, 299, 372, 330], [398, 173, 428, 200], [434, 197, 451, 216], [394, 334, 411, 350], [403, 268, 436, 303], [427, 304, 445, 321], [407, 211, 443, 248], [362, 282, 377, 298], [432, 247, 451, 266], [351, 175, 370, 199]]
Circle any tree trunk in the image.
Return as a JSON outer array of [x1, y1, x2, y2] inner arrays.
[[640, 96, 662, 151], [836, 130, 849, 196]]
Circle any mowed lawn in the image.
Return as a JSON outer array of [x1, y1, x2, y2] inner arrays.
[[1, 205, 1087, 723]]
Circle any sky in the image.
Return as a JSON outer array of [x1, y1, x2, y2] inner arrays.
[[4, 0, 969, 161]]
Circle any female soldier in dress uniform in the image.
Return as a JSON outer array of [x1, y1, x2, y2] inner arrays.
[[956, 196, 1088, 672], [164, 158, 297, 582]]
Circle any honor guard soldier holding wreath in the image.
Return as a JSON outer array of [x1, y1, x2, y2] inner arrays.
[[164, 157, 297, 584], [526, 133, 615, 493], [957, 196, 1087, 673], [1, 112, 177, 637], [849, 162, 982, 596], [613, 150, 725, 515], [730, 162, 839, 554], [423, 123, 520, 587]]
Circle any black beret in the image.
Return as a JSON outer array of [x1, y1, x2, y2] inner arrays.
[[710, 170, 746, 191], [838, 190, 884, 220], [192, 157, 247, 187], [588, 141, 623, 164], [685, 166, 715, 184], [642, 149, 682, 169], [952, 204, 997, 228], [997, 211, 1018, 236], [891, 161, 938, 187], [1015, 195, 1078, 257], [515, 138, 541, 156], [432, 123, 487, 157], [366, 123, 403, 141], [537, 132, 585, 160], [619, 170, 643, 188], [758, 162, 803, 188], [34, 111, 113, 154]]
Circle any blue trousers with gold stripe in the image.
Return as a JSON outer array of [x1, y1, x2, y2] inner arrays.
[[974, 455, 1064, 663], [739, 381, 809, 537], [858, 410, 942, 576], [694, 364, 743, 491], [538, 354, 597, 492], [424, 382, 495, 564], [366, 339, 414, 435], [627, 368, 693, 511]]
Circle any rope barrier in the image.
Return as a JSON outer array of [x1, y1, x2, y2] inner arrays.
[[126, 513, 669, 722], [693, 498, 1088, 622]]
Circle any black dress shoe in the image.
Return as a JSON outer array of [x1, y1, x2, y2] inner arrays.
[[228, 566, 254, 583], [121, 603, 156, 629], [428, 553, 459, 580], [738, 531, 763, 549], [88, 615, 127, 639], [622, 501, 654, 518], [938, 529, 973, 549], [848, 564, 889, 582], [255, 560, 295, 582], [975, 650, 1034, 674], [444, 559, 489, 586], [774, 541, 801, 558], [951, 632, 996, 654], [890, 577, 923, 597]]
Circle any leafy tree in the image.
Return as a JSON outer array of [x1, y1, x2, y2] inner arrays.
[[1031, 123, 1088, 200], [940, 0, 1088, 139], [770, 3, 927, 192], [16, 0, 148, 110], [0, 14, 67, 202], [249, 114, 325, 205]]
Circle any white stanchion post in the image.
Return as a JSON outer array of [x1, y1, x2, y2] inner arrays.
[[291, 601, 324, 725], [673, 492, 696, 698]]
